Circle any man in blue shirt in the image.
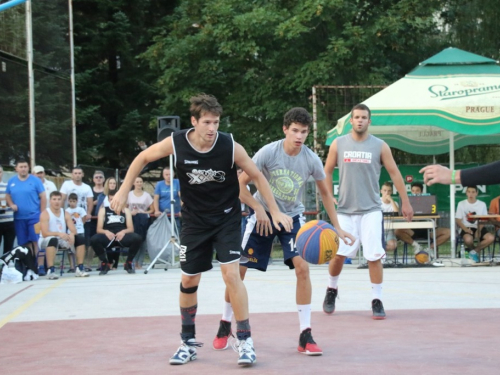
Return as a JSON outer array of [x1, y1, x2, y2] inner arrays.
[[6, 160, 46, 275], [154, 166, 182, 232]]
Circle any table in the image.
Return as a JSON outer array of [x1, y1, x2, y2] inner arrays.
[[384, 215, 440, 260]]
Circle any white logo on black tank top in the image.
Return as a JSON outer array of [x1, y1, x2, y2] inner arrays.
[[184, 160, 198, 164], [106, 214, 125, 224], [186, 169, 225, 184]]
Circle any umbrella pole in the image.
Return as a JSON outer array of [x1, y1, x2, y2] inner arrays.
[[449, 133, 456, 258]]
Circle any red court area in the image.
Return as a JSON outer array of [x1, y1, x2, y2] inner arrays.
[[2, 309, 499, 375]]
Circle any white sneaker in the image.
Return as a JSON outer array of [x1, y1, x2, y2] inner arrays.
[[236, 337, 256, 366], [75, 268, 89, 277], [169, 339, 203, 365], [47, 269, 59, 280]]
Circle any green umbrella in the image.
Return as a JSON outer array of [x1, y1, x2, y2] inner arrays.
[[324, 47, 500, 257], [326, 47, 500, 154]]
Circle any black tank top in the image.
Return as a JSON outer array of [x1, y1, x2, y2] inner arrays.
[[103, 206, 127, 233], [172, 129, 240, 217]]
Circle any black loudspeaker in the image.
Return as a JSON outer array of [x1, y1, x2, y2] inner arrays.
[[157, 116, 180, 141]]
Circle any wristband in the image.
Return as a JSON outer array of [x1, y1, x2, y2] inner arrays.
[[451, 170, 456, 184]]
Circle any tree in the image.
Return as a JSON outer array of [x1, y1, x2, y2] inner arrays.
[[142, 0, 444, 156], [73, 0, 177, 168]]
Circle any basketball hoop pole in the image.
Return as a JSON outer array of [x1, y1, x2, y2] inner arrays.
[[144, 154, 181, 274]]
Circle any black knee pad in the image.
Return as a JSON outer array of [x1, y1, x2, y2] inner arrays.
[[180, 283, 198, 294]]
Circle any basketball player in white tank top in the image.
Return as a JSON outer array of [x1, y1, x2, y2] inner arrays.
[[323, 104, 413, 319]]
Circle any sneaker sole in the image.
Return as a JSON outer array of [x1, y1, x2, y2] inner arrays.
[[372, 315, 386, 320], [169, 357, 196, 365], [323, 306, 335, 314], [238, 359, 256, 366], [212, 339, 229, 351], [298, 349, 323, 356]]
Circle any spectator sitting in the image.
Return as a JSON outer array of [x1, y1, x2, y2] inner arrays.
[[39, 191, 89, 279], [128, 176, 153, 270], [395, 182, 450, 255], [33, 165, 57, 209], [456, 185, 494, 262], [0, 165, 15, 256], [65, 193, 87, 272], [488, 195, 500, 236], [85, 170, 106, 271], [380, 182, 398, 253], [91, 189, 142, 275], [154, 166, 181, 232]]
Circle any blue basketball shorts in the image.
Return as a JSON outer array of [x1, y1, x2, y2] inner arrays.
[[241, 211, 305, 272]]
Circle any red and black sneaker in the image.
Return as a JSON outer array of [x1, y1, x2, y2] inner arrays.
[[99, 262, 110, 276], [212, 320, 233, 350], [372, 299, 386, 320], [297, 328, 323, 356]]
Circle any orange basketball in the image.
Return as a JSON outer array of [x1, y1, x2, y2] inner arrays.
[[415, 250, 430, 265]]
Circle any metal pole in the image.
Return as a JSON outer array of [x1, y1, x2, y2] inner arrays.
[[312, 86, 321, 219], [26, 0, 35, 168], [68, 0, 77, 166], [0, 0, 27, 13], [449, 132, 456, 258]]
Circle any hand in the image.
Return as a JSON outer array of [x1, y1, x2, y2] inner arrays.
[[271, 212, 293, 233], [332, 196, 338, 206], [110, 189, 127, 213], [115, 230, 126, 241], [60, 233, 71, 242], [336, 228, 356, 246], [401, 200, 414, 222], [420, 165, 453, 186], [131, 209, 138, 216], [11, 204, 18, 212], [154, 210, 162, 217], [254, 206, 272, 236], [105, 231, 115, 241]]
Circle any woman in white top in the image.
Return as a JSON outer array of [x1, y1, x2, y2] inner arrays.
[[128, 177, 153, 269]]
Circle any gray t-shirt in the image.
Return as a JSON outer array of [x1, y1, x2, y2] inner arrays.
[[336, 133, 384, 215], [253, 140, 326, 217]]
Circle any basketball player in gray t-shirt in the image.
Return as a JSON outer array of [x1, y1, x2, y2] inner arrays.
[[323, 104, 413, 319], [213, 107, 355, 356]]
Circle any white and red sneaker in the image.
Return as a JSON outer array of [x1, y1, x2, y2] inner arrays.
[[297, 328, 323, 356]]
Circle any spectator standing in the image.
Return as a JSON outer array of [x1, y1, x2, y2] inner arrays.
[[86, 170, 106, 268], [33, 165, 57, 208], [5, 159, 46, 274], [154, 167, 182, 232], [0, 166, 15, 255], [128, 176, 153, 269], [60, 166, 94, 270]]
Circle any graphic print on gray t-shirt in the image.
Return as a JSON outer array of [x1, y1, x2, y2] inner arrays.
[[252, 140, 325, 217], [336, 134, 384, 215]]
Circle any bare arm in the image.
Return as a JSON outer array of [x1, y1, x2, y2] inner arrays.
[[111, 137, 174, 213], [153, 194, 161, 216], [324, 140, 338, 203], [234, 142, 293, 234], [86, 197, 93, 221], [96, 207, 114, 240], [316, 179, 355, 245], [6, 193, 17, 211], [39, 192, 46, 214], [116, 208, 134, 241], [381, 142, 413, 222]]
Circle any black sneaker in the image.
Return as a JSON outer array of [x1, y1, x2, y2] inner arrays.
[[124, 261, 135, 274], [372, 299, 386, 320], [323, 287, 338, 314], [99, 262, 110, 276], [212, 320, 233, 350], [297, 328, 322, 356], [67, 268, 76, 273]]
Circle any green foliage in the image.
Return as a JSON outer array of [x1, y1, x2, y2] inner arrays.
[[142, 0, 444, 156], [73, 0, 177, 167]]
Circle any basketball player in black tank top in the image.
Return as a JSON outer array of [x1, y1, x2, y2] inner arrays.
[[111, 94, 292, 367]]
